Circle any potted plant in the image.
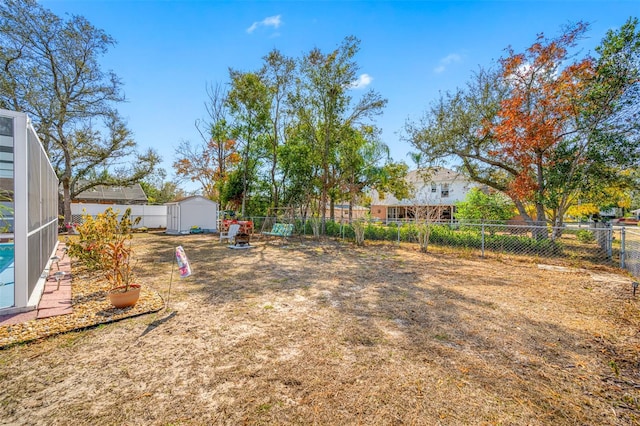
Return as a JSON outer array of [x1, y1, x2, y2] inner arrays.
[[103, 238, 140, 308], [67, 207, 142, 308], [104, 209, 141, 308]]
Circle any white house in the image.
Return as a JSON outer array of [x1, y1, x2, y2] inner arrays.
[[165, 196, 218, 235], [370, 168, 478, 222]]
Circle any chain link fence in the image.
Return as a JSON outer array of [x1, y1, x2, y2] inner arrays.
[[245, 216, 639, 279], [66, 211, 640, 279], [621, 228, 640, 279]]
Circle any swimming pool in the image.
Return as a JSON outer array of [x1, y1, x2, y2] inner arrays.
[[0, 243, 15, 309]]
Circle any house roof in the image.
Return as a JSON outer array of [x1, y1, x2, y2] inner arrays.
[[404, 168, 465, 184], [73, 183, 147, 204]]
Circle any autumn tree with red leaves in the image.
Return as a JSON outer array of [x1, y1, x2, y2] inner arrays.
[[407, 19, 640, 237], [489, 22, 594, 229]]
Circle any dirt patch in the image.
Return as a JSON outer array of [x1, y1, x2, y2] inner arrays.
[[0, 232, 638, 425]]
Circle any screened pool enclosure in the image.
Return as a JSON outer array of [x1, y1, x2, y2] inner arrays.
[[0, 109, 58, 314]]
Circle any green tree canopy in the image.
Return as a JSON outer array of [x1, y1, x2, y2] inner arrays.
[[455, 188, 515, 222], [294, 36, 387, 225], [178, 36, 396, 220], [0, 0, 159, 223], [227, 70, 270, 216]]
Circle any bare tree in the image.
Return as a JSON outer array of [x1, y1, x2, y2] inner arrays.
[[407, 202, 444, 253], [174, 83, 239, 201]]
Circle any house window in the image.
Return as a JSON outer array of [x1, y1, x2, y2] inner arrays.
[[431, 182, 436, 193], [441, 183, 449, 198]]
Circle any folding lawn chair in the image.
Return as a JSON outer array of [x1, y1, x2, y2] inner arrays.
[[220, 223, 241, 243]]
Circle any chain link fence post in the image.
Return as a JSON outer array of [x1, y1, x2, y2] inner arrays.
[[620, 226, 626, 269], [607, 224, 613, 260], [481, 223, 485, 258]]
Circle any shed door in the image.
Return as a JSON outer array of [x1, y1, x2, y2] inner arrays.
[[168, 204, 180, 232]]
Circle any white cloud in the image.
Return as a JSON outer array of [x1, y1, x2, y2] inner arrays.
[[263, 15, 281, 28], [434, 53, 462, 74], [350, 73, 373, 89], [505, 62, 532, 86], [247, 15, 282, 34]]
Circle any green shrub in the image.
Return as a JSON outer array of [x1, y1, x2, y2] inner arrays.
[[66, 207, 140, 270], [576, 229, 596, 243], [429, 225, 482, 248], [364, 222, 397, 240], [325, 220, 342, 237]]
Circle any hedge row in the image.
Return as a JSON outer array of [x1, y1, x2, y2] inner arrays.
[[294, 220, 563, 256]]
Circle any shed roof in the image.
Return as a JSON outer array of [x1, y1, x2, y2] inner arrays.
[[165, 195, 217, 206]]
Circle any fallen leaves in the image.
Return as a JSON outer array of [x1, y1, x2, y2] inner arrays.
[[0, 267, 164, 348]]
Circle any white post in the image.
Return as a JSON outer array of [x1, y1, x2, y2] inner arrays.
[[13, 114, 28, 308], [481, 223, 485, 258]]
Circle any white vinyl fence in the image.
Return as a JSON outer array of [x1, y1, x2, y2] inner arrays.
[[71, 203, 167, 229]]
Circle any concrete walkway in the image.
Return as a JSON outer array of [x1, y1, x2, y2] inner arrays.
[[0, 243, 72, 326]]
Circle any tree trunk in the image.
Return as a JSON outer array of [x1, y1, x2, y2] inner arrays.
[[271, 149, 278, 209], [62, 143, 73, 229], [329, 198, 335, 222], [320, 180, 327, 234], [241, 145, 250, 217], [533, 156, 549, 239], [62, 178, 72, 231], [551, 205, 566, 240], [513, 199, 534, 224], [533, 202, 549, 240]]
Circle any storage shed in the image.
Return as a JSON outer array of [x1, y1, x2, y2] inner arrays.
[[165, 196, 218, 235]]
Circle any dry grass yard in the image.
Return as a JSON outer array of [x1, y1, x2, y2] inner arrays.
[[0, 232, 639, 425]]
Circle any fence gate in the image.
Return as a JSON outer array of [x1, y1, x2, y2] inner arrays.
[[621, 227, 640, 279]]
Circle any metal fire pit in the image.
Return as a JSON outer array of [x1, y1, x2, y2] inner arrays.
[[234, 233, 251, 246]]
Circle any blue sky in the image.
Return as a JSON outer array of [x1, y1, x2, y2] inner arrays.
[[41, 0, 636, 192]]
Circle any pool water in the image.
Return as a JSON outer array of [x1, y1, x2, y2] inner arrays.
[[0, 243, 15, 309]]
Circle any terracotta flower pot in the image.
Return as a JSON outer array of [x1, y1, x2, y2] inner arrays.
[[108, 284, 141, 308]]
